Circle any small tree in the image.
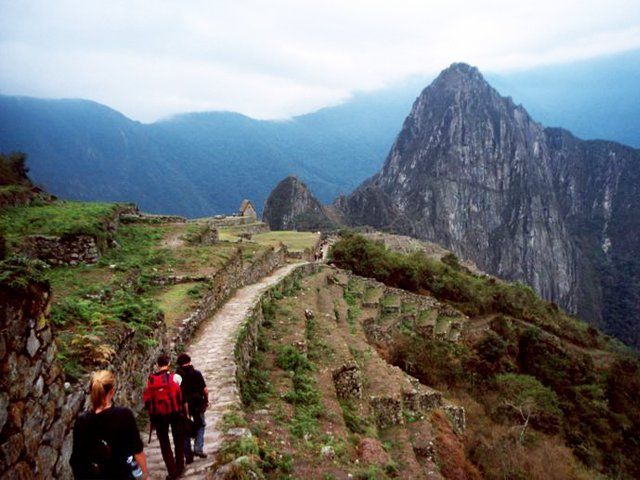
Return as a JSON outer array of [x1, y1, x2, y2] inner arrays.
[[495, 373, 562, 442]]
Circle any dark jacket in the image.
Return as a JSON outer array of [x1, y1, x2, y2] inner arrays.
[[176, 365, 207, 413]]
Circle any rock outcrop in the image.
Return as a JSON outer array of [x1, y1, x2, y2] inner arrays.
[[335, 63, 640, 347], [263, 176, 334, 231]]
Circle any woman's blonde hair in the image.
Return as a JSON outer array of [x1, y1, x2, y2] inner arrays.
[[89, 370, 115, 410]]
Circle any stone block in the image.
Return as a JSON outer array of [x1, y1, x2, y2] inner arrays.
[[357, 437, 390, 465], [36, 445, 57, 477], [1, 461, 34, 480], [443, 405, 466, 433], [0, 393, 8, 429], [1, 432, 24, 467]]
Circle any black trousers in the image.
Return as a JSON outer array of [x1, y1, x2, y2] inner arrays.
[[152, 413, 185, 478]]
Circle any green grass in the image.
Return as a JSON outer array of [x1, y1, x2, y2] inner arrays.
[[364, 286, 382, 303], [156, 282, 201, 327], [435, 315, 455, 334], [275, 345, 323, 438], [381, 295, 400, 308], [418, 309, 437, 324], [0, 201, 119, 247], [252, 231, 320, 252]]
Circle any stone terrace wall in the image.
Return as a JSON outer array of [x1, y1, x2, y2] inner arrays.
[[0, 278, 63, 478], [0, 275, 167, 479], [15, 204, 129, 267], [18, 235, 100, 266], [171, 246, 287, 352], [207, 216, 256, 227]]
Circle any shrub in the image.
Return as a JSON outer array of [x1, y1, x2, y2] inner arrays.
[[494, 373, 562, 437], [276, 345, 313, 372]]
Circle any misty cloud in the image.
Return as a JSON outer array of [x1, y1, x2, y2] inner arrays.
[[1, 0, 639, 121]]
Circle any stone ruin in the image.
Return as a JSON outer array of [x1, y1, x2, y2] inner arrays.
[[402, 387, 443, 415], [332, 364, 363, 400], [17, 234, 100, 266], [198, 222, 219, 245], [369, 396, 404, 428]]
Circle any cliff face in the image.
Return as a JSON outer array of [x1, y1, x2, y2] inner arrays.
[[336, 63, 640, 346], [263, 176, 334, 231]]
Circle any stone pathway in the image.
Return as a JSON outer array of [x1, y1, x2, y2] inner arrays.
[[144, 262, 306, 479]]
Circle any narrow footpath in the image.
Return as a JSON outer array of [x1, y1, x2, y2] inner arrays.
[[145, 262, 306, 479]]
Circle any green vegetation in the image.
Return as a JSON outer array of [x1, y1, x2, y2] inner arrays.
[[339, 399, 371, 435], [240, 350, 273, 406], [12, 207, 262, 382], [331, 233, 611, 349], [331, 233, 640, 479], [156, 282, 202, 327], [0, 201, 119, 249], [252, 230, 320, 252], [0, 255, 47, 290]]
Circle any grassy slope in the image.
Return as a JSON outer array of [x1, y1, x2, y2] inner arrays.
[[3, 201, 271, 381], [0, 201, 119, 246], [251, 231, 320, 252], [329, 233, 640, 479]]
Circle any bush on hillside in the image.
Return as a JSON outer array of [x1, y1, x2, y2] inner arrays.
[[0, 152, 30, 186]]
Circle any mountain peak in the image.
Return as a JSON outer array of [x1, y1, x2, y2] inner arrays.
[[430, 62, 487, 91], [262, 176, 334, 231]]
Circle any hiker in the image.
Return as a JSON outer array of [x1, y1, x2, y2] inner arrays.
[[176, 353, 209, 463], [70, 370, 148, 479], [143, 354, 185, 480]]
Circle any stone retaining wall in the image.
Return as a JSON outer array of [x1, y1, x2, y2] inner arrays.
[[0, 276, 167, 479], [234, 263, 318, 389], [15, 204, 128, 267], [207, 217, 257, 227], [17, 234, 101, 266], [120, 213, 187, 224]]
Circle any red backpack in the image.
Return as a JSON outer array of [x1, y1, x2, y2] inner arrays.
[[143, 371, 182, 416]]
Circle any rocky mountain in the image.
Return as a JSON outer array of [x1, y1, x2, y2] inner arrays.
[[262, 176, 334, 231], [335, 63, 640, 347], [1, 50, 639, 218]]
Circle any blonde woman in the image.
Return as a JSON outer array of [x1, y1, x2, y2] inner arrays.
[[70, 370, 148, 479]]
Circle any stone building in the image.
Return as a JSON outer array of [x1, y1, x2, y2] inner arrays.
[[238, 199, 257, 221]]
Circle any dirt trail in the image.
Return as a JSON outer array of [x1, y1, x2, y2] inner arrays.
[[144, 262, 306, 479]]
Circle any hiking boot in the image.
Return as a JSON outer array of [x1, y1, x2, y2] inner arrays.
[[195, 452, 207, 458]]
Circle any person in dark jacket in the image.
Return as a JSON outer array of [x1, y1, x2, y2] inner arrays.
[[70, 370, 148, 479], [176, 353, 208, 463]]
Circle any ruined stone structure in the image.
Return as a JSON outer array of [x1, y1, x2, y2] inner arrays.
[[332, 364, 363, 399], [17, 234, 100, 266]]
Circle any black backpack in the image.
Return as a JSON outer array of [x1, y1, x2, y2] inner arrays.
[[82, 412, 115, 478]]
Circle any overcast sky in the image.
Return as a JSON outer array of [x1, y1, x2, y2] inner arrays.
[[1, 0, 639, 122]]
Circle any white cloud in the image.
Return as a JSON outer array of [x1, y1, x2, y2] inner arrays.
[[0, 0, 639, 121]]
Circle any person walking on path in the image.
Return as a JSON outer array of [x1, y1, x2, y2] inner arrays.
[[70, 370, 149, 479], [176, 353, 209, 463], [143, 354, 185, 480]]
